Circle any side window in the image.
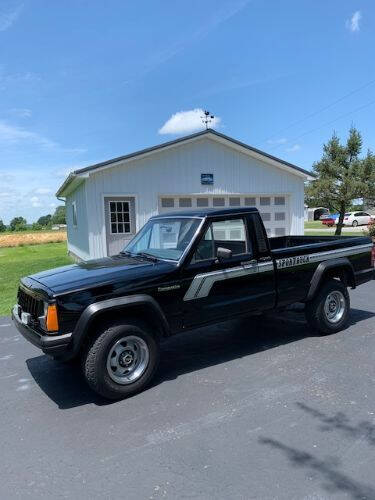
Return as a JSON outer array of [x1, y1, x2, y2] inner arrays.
[[193, 218, 250, 262], [72, 201, 77, 227]]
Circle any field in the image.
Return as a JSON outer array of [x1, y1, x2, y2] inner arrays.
[[0, 242, 73, 316], [0, 230, 67, 248]]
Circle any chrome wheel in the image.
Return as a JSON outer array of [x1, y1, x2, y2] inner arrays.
[[324, 291, 346, 323], [106, 336, 149, 385]]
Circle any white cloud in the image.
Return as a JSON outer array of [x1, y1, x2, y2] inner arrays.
[[34, 187, 53, 195], [286, 144, 301, 152], [266, 137, 287, 145], [346, 11, 361, 32], [0, 3, 23, 32], [159, 108, 221, 135], [0, 120, 86, 153], [9, 108, 32, 118], [30, 195, 42, 208]]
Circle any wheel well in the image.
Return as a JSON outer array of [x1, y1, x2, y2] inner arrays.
[[75, 304, 166, 358], [323, 266, 355, 289]]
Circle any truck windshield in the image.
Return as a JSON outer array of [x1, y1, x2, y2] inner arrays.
[[123, 217, 202, 261]]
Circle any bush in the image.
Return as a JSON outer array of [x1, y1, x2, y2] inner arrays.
[[366, 221, 375, 239]]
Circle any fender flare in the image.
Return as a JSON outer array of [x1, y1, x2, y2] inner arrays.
[[70, 294, 170, 355], [306, 258, 355, 301]]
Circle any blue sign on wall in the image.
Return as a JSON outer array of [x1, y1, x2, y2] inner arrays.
[[201, 173, 213, 185]]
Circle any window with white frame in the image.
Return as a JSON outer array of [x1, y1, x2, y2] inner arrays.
[[72, 201, 77, 227], [109, 201, 131, 234]]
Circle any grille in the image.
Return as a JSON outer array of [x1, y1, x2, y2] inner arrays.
[[18, 288, 44, 318]]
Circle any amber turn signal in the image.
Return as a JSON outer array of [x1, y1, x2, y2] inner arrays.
[[46, 304, 59, 332]]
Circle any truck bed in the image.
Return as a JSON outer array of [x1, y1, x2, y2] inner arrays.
[[268, 235, 369, 253]]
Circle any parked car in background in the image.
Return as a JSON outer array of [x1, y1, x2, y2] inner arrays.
[[321, 214, 339, 227], [343, 212, 372, 227]]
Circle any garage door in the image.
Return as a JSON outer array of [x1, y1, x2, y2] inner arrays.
[[158, 195, 290, 237]]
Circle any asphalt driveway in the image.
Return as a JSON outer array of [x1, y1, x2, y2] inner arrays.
[[1, 281, 375, 499]]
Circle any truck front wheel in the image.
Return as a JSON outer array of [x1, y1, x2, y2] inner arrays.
[[82, 319, 159, 400], [305, 279, 350, 335]]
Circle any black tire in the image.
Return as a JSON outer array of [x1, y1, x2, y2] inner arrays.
[[352, 220, 358, 227], [82, 319, 159, 400], [305, 279, 350, 335]]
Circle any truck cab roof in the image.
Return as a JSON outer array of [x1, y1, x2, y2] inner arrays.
[[150, 206, 259, 219]]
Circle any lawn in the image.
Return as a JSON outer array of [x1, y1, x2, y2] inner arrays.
[[0, 242, 73, 316], [304, 221, 326, 229], [304, 230, 361, 236]]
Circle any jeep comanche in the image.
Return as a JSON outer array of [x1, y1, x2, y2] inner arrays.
[[12, 207, 374, 399]]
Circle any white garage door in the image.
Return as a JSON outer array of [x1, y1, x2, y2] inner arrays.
[[158, 195, 290, 237]]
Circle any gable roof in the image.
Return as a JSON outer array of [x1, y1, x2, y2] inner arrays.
[[56, 129, 313, 197]]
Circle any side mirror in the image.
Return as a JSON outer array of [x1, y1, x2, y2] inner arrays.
[[216, 247, 232, 261]]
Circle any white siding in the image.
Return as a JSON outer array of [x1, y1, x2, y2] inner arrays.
[[65, 181, 90, 260], [84, 137, 304, 259]]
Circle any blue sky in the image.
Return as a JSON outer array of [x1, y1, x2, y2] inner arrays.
[[0, 0, 374, 223]]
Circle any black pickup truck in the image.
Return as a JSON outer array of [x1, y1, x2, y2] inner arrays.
[[12, 207, 374, 399]]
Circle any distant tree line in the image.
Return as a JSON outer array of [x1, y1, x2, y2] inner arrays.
[[0, 205, 66, 232]]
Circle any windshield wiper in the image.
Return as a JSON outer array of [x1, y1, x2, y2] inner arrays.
[[134, 252, 159, 262]]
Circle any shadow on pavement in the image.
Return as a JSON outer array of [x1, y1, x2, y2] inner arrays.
[[26, 307, 374, 410], [259, 401, 375, 499]]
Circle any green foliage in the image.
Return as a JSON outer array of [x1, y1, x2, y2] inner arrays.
[[0, 220, 6, 232], [305, 127, 375, 235], [51, 205, 66, 225], [366, 222, 375, 239], [37, 214, 52, 226], [9, 216, 27, 231], [31, 222, 43, 231]]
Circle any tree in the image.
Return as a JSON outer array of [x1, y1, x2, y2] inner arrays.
[[305, 127, 375, 235], [37, 214, 52, 227], [51, 205, 66, 225], [9, 216, 27, 231], [0, 219, 6, 232]]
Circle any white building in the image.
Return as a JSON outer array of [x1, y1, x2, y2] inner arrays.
[[56, 129, 312, 261]]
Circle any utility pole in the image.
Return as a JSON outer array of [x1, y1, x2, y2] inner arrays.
[[201, 110, 215, 129]]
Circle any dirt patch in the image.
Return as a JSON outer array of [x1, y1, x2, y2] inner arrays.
[[0, 231, 67, 248]]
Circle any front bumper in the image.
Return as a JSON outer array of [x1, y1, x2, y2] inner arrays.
[[12, 305, 72, 357]]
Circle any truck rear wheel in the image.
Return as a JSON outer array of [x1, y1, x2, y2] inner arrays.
[[305, 279, 350, 335], [82, 319, 159, 400]]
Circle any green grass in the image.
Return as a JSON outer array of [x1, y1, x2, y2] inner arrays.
[[0, 242, 73, 316], [304, 230, 361, 236], [304, 221, 327, 229]]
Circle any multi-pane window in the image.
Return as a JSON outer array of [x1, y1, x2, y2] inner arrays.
[[229, 197, 241, 206], [161, 198, 174, 208], [213, 197, 225, 207], [260, 197, 271, 206], [274, 196, 285, 206], [275, 227, 286, 236], [110, 201, 131, 234], [244, 197, 256, 206], [179, 197, 192, 207], [197, 198, 209, 207], [260, 212, 271, 221], [275, 212, 286, 221]]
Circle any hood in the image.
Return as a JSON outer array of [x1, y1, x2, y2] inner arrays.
[[29, 254, 176, 295]]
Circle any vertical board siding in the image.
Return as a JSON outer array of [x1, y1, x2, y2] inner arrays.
[[82, 137, 305, 258], [65, 182, 90, 260]]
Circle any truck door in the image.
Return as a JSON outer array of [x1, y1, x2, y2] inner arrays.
[[181, 214, 276, 328]]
